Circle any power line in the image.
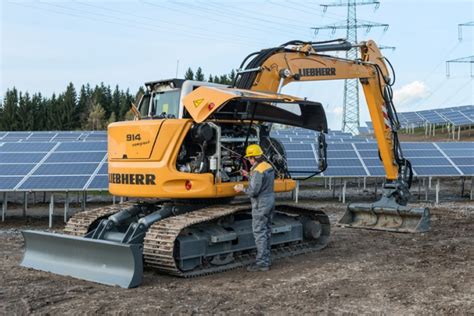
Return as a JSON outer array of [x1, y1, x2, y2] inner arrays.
[[312, 0, 388, 134]]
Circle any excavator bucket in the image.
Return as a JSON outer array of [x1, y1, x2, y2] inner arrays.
[[339, 202, 430, 233], [21, 230, 143, 288]]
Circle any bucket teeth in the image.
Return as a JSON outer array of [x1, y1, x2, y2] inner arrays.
[[339, 203, 430, 233]]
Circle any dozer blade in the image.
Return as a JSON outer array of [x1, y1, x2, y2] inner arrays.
[[339, 203, 430, 233], [21, 230, 143, 288]]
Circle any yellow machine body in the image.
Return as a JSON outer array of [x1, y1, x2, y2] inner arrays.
[[108, 119, 295, 199]]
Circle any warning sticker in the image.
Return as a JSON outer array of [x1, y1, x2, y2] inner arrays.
[[193, 98, 204, 108]]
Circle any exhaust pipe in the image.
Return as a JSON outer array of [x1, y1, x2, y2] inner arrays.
[[21, 230, 143, 288]]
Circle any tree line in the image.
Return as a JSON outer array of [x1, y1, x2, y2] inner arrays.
[[0, 67, 236, 131]]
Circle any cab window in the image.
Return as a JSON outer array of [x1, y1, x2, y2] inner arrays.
[[151, 90, 181, 118]]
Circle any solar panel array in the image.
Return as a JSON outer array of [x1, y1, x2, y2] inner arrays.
[[397, 105, 474, 127], [0, 129, 473, 193], [270, 130, 474, 178], [0, 141, 108, 191]]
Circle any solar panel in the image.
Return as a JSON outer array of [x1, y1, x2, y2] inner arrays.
[[404, 150, 443, 158], [1, 142, 55, 152], [0, 177, 23, 190], [45, 152, 106, 163], [367, 167, 386, 176], [354, 143, 378, 150], [98, 163, 108, 174], [56, 142, 107, 152], [19, 176, 90, 190], [436, 142, 474, 150], [33, 163, 99, 175], [409, 157, 452, 166], [0, 164, 35, 176], [440, 111, 473, 126], [0, 153, 46, 163], [328, 159, 363, 167], [282, 143, 313, 151], [324, 167, 367, 176], [450, 157, 474, 165], [327, 143, 355, 151], [362, 158, 382, 166], [326, 151, 358, 159], [87, 175, 108, 189], [287, 159, 318, 167], [286, 151, 315, 159], [413, 166, 461, 176], [358, 150, 378, 158], [444, 149, 474, 158], [401, 143, 435, 150], [458, 166, 474, 175]]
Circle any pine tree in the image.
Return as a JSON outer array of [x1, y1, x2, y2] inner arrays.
[[61, 82, 77, 130], [229, 69, 236, 84], [17, 92, 35, 130], [112, 85, 121, 118], [208, 74, 213, 82], [2, 88, 20, 131], [86, 102, 106, 130], [184, 67, 194, 80], [77, 84, 92, 128], [195, 67, 205, 81]]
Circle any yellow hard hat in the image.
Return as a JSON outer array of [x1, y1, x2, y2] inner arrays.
[[245, 144, 263, 158]]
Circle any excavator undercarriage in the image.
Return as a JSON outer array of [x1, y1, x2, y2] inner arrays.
[[23, 201, 330, 288]]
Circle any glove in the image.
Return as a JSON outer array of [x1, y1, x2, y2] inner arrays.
[[234, 184, 244, 192]]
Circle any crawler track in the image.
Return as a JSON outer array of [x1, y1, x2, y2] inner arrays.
[[63, 202, 134, 236], [143, 203, 330, 277], [63, 202, 330, 277]]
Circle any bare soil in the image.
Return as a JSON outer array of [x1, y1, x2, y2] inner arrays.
[[1, 194, 473, 315]]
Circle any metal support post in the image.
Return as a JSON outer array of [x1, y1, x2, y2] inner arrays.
[[120, 196, 124, 204], [64, 192, 69, 223], [23, 192, 28, 218], [458, 126, 461, 140], [374, 178, 378, 198], [425, 178, 429, 201], [435, 179, 440, 205], [328, 177, 332, 190], [2, 192, 7, 222], [332, 178, 336, 198], [112, 195, 116, 205], [429, 176, 432, 189], [470, 177, 473, 200], [363, 177, 367, 191], [461, 177, 465, 197], [342, 179, 347, 204], [49, 193, 55, 229], [295, 180, 300, 203], [417, 178, 421, 201], [82, 191, 86, 211]]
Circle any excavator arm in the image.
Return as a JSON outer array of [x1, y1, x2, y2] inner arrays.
[[234, 39, 430, 232]]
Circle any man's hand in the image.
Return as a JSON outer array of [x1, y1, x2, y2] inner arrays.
[[240, 169, 249, 177], [234, 184, 244, 192]]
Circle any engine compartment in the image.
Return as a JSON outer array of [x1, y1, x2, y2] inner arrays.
[[176, 122, 290, 183]]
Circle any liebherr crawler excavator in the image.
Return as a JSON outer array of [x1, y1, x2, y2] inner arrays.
[[21, 39, 430, 288]]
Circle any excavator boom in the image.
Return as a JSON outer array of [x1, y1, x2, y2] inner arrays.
[[233, 39, 430, 232]]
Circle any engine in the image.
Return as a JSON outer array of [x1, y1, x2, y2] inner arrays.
[[176, 122, 290, 182]]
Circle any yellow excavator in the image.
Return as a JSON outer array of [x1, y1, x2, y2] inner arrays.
[[21, 39, 430, 288]]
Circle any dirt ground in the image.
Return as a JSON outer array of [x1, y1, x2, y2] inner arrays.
[[1, 192, 473, 315]]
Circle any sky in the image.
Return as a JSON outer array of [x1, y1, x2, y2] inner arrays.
[[1, 0, 473, 130]]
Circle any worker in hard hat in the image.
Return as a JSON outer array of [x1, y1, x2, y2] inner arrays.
[[234, 144, 275, 272]]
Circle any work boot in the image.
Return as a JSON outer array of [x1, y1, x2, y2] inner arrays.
[[246, 264, 270, 272]]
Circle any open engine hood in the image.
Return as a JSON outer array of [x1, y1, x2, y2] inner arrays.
[[182, 86, 327, 132]]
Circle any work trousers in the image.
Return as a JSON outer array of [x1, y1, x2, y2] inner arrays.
[[251, 194, 275, 267]]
